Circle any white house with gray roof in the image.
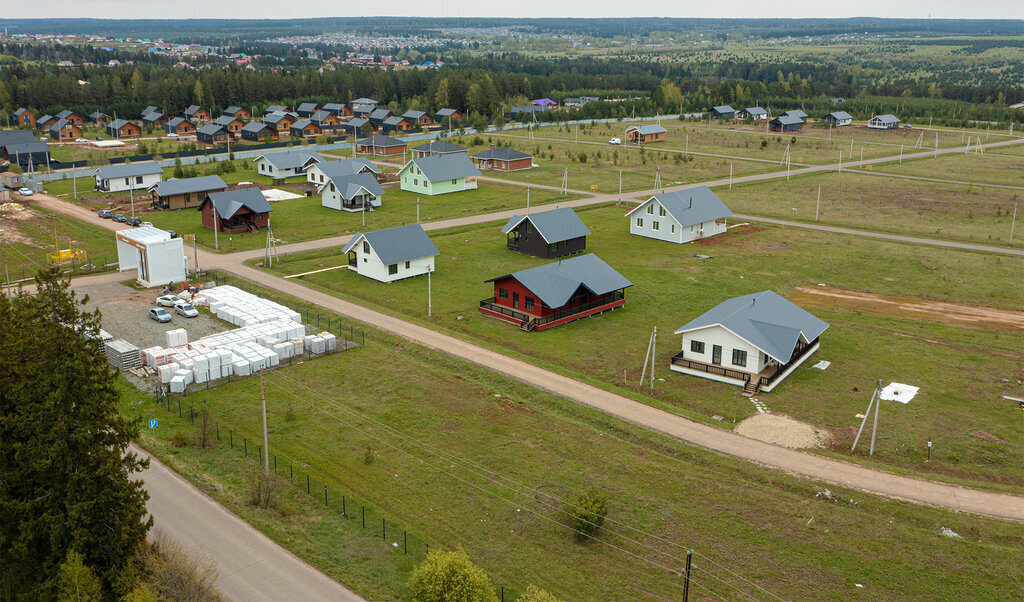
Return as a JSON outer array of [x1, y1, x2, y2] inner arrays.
[[869, 114, 901, 129], [823, 111, 853, 127], [254, 150, 323, 180], [306, 158, 381, 186], [341, 224, 439, 283], [671, 290, 829, 393], [94, 162, 163, 192], [318, 172, 384, 212], [625, 186, 731, 244], [740, 107, 768, 120]]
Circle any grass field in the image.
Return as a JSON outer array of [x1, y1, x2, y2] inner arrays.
[[118, 315, 1024, 601], [262, 205, 1024, 491], [0, 204, 118, 281], [715, 171, 1022, 247], [871, 152, 1024, 188]]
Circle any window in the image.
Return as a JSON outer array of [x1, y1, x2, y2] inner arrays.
[[525, 296, 535, 311], [388, 264, 398, 276], [690, 340, 705, 354], [498, 288, 509, 300], [525, 222, 533, 234], [647, 204, 654, 215], [329, 183, 335, 192], [413, 179, 418, 186], [636, 218, 643, 227], [652, 221, 660, 231], [124, 178, 130, 186], [671, 224, 676, 233], [732, 349, 747, 367], [659, 206, 666, 217], [405, 261, 410, 269], [362, 241, 369, 253], [451, 179, 457, 185]]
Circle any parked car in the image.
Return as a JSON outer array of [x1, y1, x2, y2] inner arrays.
[[140, 221, 153, 228], [18, 187, 33, 196], [174, 301, 199, 318], [75, 138, 89, 143], [608, 138, 621, 145], [167, 230, 178, 238], [127, 217, 141, 226], [39, 137, 48, 142], [156, 294, 181, 307], [96, 137, 104, 141], [113, 214, 128, 223], [148, 307, 172, 323], [167, 133, 178, 138], [98, 209, 114, 219]]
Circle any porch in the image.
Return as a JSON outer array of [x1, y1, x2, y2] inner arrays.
[[670, 337, 820, 393], [479, 290, 626, 331]]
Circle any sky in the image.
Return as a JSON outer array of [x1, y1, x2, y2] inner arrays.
[[5, 0, 1024, 20]]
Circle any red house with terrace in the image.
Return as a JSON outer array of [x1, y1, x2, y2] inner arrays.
[[198, 187, 273, 233], [479, 254, 633, 331]]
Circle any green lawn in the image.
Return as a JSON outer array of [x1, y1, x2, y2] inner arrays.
[[871, 152, 1024, 188], [118, 314, 1024, 601], [262, 205, 1024, 491], [715, 171, 1023, 247], [0, 207, 118, 282]]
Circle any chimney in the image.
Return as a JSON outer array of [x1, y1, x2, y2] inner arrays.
[[688, 196, 693, 209]]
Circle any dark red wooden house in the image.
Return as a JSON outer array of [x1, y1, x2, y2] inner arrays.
[[198, 187, 273, 233]]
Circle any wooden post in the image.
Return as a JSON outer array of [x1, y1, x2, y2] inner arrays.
[[815, 185, 821, 222], [683, 550, 693, 601], [260, 370, 269, 478]]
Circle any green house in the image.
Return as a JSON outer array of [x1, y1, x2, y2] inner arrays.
[[398, 154, 481, 196]]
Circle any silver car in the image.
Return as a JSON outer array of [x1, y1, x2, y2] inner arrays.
[[174, 302, 199, 318]]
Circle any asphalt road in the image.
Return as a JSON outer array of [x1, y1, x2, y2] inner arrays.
[[130, 444, 363, 601]]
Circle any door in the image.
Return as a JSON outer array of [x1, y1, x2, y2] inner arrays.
[[512, 292, 519, 310], [712, 345, 722, 365]]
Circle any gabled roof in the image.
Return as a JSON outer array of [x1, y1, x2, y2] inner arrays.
[[14, 108, 31, 116], [290, 119, 316, 130], [141, 106, 159, 116], [350, 97, 378, 106], [322, 102, 346, 112], [95, 161, 163, 180], [771, 115, 804, 126], [436, 108, 460, 117], [263, 111, 296, 125], [826, 111, 853, 121], [150, 175, 227, 197], [265, 104, 288, 113], [184, 104, 203, 115], [345, 117, 370, 130], [383, 116, 409, 126], [108, 118, 135, 130], [241, 121, 273, 134], [212, 115, 242, 127], [872, 114, 900, 124], [297, 102, 319, 112], [359, 134, 405, 148], [742, 107, 767, 116], [142, 111, 165, 122], [625, 186, 731, 228], [310, 110, 333, 122], [501, 207, 591, 244], [196, 124, 226, 136], [781, 109, 808, 120], [712, 105, 736, 113], [88, 111, 108, 120], [166, 117, 188, 128], [223, 106, 246, 115], [413, 140, 468, 154], [486, 254, 633, 309], [402, 154, 481, 182], [255, 150, 323, 170], [36, 115, 54, 125], [402, 109, 427, 120], [56, 110, 79, 119], [626, 125, 667, 135], [319, 171, 385, 201], [313, 158, 381, 178], [0, 129, 37, 151], [4, 141, 49, 159], [674, 290, 829, 363], [471, 146, 531, 161], [202, 187, 273, 219], [533, 98, 557, 106], [341, 224, 439, 265], [369, 108, 392, 121], [48, 118, 74, 133]]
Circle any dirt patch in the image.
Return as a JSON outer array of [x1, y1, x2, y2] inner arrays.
[[971, 429, 1010, 444], [695, 224, 765, 245], [792, 286, 1024, 332], [735, 413, 830, 449]]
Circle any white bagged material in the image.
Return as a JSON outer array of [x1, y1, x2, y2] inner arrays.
[[291, 337, 304, 354], [319, 332, 337, 351], [169, 376, 186, 393], [192, 354, 208, 372], [174, 369, 194, 385], [273, 342, 293, 359], [233, 360, 251, 376], [194, 370, 209, 384], [209, 364, 222, 380], [158, 364, 175, 384], [221, 362, 233, 377], [309, 336, 326, 355]]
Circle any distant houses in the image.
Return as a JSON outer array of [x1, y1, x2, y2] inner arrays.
[[296, 102, 320, 118], [56, 110, 84, 127], [740, 107, 768, 121], [398, 154, 481, 195], [94, 162, 163, 192], [412, 140, 468, 158], [356, 134, 407, 157], [88, 111, 110, 125], [822, 111, 853, 127], [212, 115, 244, 136], [869, 114, 901, 129], [402, 110, 434, 128], [310, 110, 342, 130], [341, 224, 439, 283], [48, 118, 82, 142], [501, 207, 590, 259], [626, 186, 731, 244], [199, 187, 272, 233], [625, 124, 667, 145], [780, 110, 808, 121], [263, 111, 297, 134], [184, 105, 211, 122], [435, 108, 463, 123], [711, 106, 736, 120], [240, 121, 278, 142], [107, 119, 142, 139], [141, 111, 167, 128], [382, 115, 414, 134], [196, 124, 229, 144], [769, 115, 804, 132], [289, 119, 322, 138], [223, 106, 251, 121], [166, 117, 196, 136], [255, 150, 323, 180], [671, 290, 829, 394], [471, 146, 533, 171], [14, 108, 35, 128], [479, 254, 633, 331]]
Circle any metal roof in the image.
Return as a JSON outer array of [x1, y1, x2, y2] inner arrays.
[[314, 158, 381, 178], [94, 161, 163, 180], [141, 106, 159, 116], [297, 102, 319, 112], [265, 105, 288, 113], [202, 187, 273, 219], [501, 207, 591, 244], [742, 107, 767, 116], [626, 125, 667, 135], [212, 115, 241, 127], [310, 110, 333, 122], [781, 110, 808, 119], [47, 119, 74, 133], [402, 154, 481, 182], [196, 124, 226, 136], [402, 110, 427, 120], [166, 117, 187, 128], [712, 105, 736, 113], [771, 115, 804, 126], [88, 111, 108, 120], [56, 110, 78, 119], [674, 290, 829, 363], [345, 117, 370, 129], [290, 119, 315, 130], [486, 254, 633, 309], [323, 103, 346, 112], [107, 118, 134, 130], [350, 98, 378, 106], [150, 175, 227, 197], [341, 224, 439, 265], [13, 108, 30, 116], [255, 150, 323, 170], [625, 186, 731, 227], [360, 134, 405, 147], [872, 114, 901, 124], [436, 108, 459, 117], [413, 140, 468, 154], [826, 111, 853, 121], [0, 129, 37, 151], [383, 116, 408, 126], [241, 121, 272, 133], [117, 225, 172, 245], [263, 112, 295, 125], [369, 108, 392, 120], [319, 171, 384, 201], [142, 111, 164, 122], [223, 106, 245, 115], [471, 146, 531, 161], [4, 142, 49, 158], [184, 105, 203, 115]]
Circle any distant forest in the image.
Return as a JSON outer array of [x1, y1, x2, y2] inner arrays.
[[1, 17, 1022, 41]]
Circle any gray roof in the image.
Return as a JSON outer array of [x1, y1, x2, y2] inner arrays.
[[56, 110, 78, 119], [108, 118, 135, 130], [471, 146, 531, 161], [341, 224, 439, 265], [263, 112, 295, 125], [712, 105, 736, 113], [256, 150, 323, 170], [742, 107, 767, 116], [350, 98, 378, 106], [436, 108, 459, 117], [674, 290, 829, 363], [213, 115, 240, 127], [197, 124, 226, 136], [323, 102, 346, 112], [771, 115, 804, 126], [319, 172, 384, 201], [14, 108, 30, 116], [297, 102, 319, 112], [402, 110, 427, 120], [486, 254, 633, 309], [223, 106, 245, 115], [383, 116, 408, 126], [782, 110, 808, 119], [360, 134, 405, 148], [310, 110, 333, 122], [265, 105, 288, 113], [872, 114, 900, 124], [166, 117, 187, 128], [48, 118, 73, 133], [290, 119, 315, 130], [36, 115, 54, 125], [316, 158, 381, 178], [95, 161, 162, 180], [241, 121, 272, 134], [141, 106, 159, 116], [511, 105, 544, 114], [626, 186, 731, 228], [0, 129, 37, 151], [501, 207, 591, 244], [142, 111, 164, 123], [203, 187, 273, 219], [4, 141, 49, 159], [626, 125, 667, 135], [345, 117, 370, 130], [184, 104, 203, 115], [413, 140, 468, 155], [826, 111, 853, 121], [404, 154, 481, 182], [88, 111, 107, 120], [369, 108, 391, 121], [150, 175, 227, 197]]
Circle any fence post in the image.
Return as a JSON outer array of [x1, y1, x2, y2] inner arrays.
[[306, 474, 310, 494], [273, 454, 277, 472], [229, 430, 233, 448], [342, 495, 346, 516], [324, 485, 328, 507], [362, 506, 365, 528], [216, 423, 220, 441], [189, 406, 194, 424], [178, 399, 181, 418], [289, 464, 293, 483], [404, 531, 407, 554], [382, 518, 386, 541], [244, 438, 247, 457]]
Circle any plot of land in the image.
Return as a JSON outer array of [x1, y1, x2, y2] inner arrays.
[[0, 200, 118, 281], [871, 152, 1024, 188]]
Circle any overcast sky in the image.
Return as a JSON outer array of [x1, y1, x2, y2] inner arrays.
[[5, 1, 1024, 20]]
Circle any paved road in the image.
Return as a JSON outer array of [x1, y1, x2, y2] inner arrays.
[[131, 444, 364, 601]]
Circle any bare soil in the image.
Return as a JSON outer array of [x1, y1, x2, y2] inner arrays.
[[792, 285, 1024, 331], [735, 413, 830, 449]]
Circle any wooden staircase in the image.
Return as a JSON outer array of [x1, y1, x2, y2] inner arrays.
[[520, 317, 536, 331], [742, 378, 760, 397]]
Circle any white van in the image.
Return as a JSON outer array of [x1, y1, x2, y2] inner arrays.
[[608, 138, 621, 145]]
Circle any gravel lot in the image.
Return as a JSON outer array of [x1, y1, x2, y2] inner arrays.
[[78, 281, 230, 350]]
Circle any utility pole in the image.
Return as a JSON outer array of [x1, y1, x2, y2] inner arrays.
[[426, 264, 432, 317], [899, 143, 903, 164], [526, 186, 530, 214], [815, 185, 821, 222], [260, 370, 270, 479], [416, 196, 420, 224], [838, 150, 842, 174], [851, 380, 884, 456], [129, 186, 135, 218], [639, 326, 657, 392], [618, 170, 622, 204], [683, 550, 693, 602], [729, 162, 733, 190], [934, 132, 939, 158], [1010, 204, 1018, 246]]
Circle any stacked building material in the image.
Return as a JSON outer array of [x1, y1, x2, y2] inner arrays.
[[193, 285, 301, 326], [105, 339, 142, 370], [166, 328, 188, 348]]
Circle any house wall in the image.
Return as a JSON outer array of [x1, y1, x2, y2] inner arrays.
[[629, 201, 684, 243], [511, 221, 586, 258], [16, 112, 35, 127], [321, 187, 381, 211], [400, 171, 473, 196], [158, 188, 224, 210], [680, 325, 771, 375], [489, 276, 546, 316], [359, 143, 406, 156], [349, 239, 434, 282], [98, 172, 162, 193], [257, 159, 301, 179]]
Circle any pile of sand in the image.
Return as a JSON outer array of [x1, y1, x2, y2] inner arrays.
[[735, 413, 829, 449]]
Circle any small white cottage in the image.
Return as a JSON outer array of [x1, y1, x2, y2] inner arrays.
[[318, 172, 384, 212], [626, 186, 731, 244], [671, 291, 829, 394], [253, 150, 323, 180], [94, 162, 163, 193], [340, 224, 439, 283], [115, 226, 186, 287]]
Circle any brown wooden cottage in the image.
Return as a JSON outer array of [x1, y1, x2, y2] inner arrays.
[[471, 145, 533, 171], [107, 119, 141, 139], [199, 187, 272, 233], [501, 207, 590, 259], [625, 125, 667, 144], [150, 175, 228, 210], [356, 135, 408, 157], [166, 117, 196, 135]]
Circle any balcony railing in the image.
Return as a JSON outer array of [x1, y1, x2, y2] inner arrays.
[[480, 290, 626, 328], [759, 338, 819, 388], [670, 352, 750, 382]]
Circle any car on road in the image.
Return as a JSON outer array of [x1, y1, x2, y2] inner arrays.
[[113, 214, 128, 223], [39, 137, 47, 142], [127, 217, 141, 226], [98, 209, 114, 219], [167, 133, 178, 138], [18, 187, 33, 196], [75, 138, 89, 143], [156, 294, 181, 307], [608, 138, 621, 145], [96, 137, 104, 141], [148, 307, 172, 323], [174, 301, 199, 318]]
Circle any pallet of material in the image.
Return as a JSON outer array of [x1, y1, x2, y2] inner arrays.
[[105, 339, 142, 370]]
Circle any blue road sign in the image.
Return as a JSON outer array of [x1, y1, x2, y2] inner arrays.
[[149, 419, 158, 429]]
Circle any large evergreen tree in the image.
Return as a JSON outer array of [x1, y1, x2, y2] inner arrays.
[[0, 268, 151, 598]]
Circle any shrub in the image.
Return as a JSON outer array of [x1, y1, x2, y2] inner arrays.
[[170, 430, 191, 448], [570, 492, 608, 539], [516, 585, 561, 602], [137, 530, 222, 601], [56, 550, 102, 602], [577, 152, 588, 163], [408, 547, 497, 602]]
